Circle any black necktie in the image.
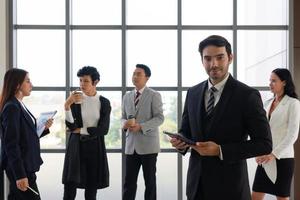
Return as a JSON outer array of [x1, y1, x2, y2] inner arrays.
[[134, 91, 141, 107], [207, 87, 217, 115]]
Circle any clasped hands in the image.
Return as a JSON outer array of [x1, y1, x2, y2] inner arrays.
[[170, 138, 220, 156], [123, 121, 141, 133]]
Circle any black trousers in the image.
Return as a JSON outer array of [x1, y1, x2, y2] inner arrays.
[[63, 139, 98, 200], [63, 183, 97, 200], [123, 151, 158, 200], [5, 169, 40, 200]]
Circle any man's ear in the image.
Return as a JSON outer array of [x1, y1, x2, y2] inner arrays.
[[228, 54, 233, 64]]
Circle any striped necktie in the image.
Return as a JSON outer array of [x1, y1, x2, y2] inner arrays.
[[134, 91, 141, 107], [207, 87, 217, 115]]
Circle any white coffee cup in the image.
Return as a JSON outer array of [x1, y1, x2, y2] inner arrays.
[[74, 91, 83, 104]]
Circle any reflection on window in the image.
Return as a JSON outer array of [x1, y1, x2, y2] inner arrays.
[[127, 0, 177, 25], [127, 30, 177, 87], [72, 0, 121, 25], [72, 30, 122, 87], [17, 0, 65, 25], [237, 30, 287, 86], [182, 0, 232, 25], [238, 0, 288, 25], [17, 30, 66, 87]]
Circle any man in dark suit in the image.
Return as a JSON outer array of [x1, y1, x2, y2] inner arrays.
[[170, 35, 272, 200]]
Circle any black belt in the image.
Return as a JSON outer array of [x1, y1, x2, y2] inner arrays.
[[79, 135, 98, 142]]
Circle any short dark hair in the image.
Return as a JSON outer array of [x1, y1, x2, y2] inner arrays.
[[198, 35, 232, 58], [136, 64, 151, 77], [77, 66, 100, 82], [0, 68, 28, 111], [272, 68, 298, 99]]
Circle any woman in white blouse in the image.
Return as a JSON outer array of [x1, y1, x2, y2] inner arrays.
[[62, 66, 111, 200], [252, 68, 300, 200]]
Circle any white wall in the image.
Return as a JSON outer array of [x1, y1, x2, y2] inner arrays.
[[0, 0, 7, 88]]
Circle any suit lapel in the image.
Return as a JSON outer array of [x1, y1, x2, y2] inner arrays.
[[269, 95, 288, 123], [196, 82, 207, 137], [15, 99, 36, 132]]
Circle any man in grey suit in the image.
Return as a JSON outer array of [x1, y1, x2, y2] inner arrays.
[[122, 64, 164, 200]]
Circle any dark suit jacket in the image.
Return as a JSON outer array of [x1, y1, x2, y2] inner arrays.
[[180, 75, 272, 200], [0, 97, 49, 180], [62, 96, 111, 189]]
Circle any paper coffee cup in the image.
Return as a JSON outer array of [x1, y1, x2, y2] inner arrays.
[[74, 91, 83, 104]]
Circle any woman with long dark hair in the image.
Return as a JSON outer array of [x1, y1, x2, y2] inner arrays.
[[252, 68, 300, 200], [0, 68, 53, 200]]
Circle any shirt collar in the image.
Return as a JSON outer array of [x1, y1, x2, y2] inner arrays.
[[207, 73, 230, 92], [135, 86, 146, 94]]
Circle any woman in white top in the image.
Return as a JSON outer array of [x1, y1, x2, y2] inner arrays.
[[62, 66, 111, 200], [252, 68, 300, 200]]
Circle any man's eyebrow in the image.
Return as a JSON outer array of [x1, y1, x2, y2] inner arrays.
[[204, 53, 225, 58]]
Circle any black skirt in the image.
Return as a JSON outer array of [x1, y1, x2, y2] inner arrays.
[[252, 158, 294, 197]]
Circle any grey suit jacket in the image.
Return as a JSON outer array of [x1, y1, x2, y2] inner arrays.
[[122, 87, 164, 155]]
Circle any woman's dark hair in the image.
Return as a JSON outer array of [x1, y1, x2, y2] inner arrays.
[[77, 66, 100, 83], [136, 64, 151, 77], [272, 68, 298, 99], [198, 35, 232, 58], [0, 68, 28, 111]]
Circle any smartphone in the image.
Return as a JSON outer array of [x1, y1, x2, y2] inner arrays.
[[163, 131, 196, 145]]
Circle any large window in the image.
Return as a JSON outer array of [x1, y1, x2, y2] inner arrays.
[[6, 0, 291, 199]]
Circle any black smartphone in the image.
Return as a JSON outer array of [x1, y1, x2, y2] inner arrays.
[[163, 131, 196, 145]]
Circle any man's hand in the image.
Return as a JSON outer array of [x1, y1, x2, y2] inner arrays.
[[255, 153, 276, 165], [16, 177, 29, 191], [128, 123, 142, 133], [170, 138, 190, 151], [192, 141, 220, 156]]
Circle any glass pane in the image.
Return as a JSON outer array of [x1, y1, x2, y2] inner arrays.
[[72, 0, 121, 25], [260, 90, 274, 103], [101, 91, 122, 149], [237, 30, 287, 86], [182, 0, 232, 25], [17, 0, 65, 25], [159, 91, 178, 149], [182, 31, 233, 87], [17, 30, 66, 86], [238, 0, 288, 25], [127, 30, 177, 86], [127, 0, 177, 25], [23, 91, 66, 149], [37, 153, 121, 199], [72, 30, 122, 87], [135, 153, 177, 199]]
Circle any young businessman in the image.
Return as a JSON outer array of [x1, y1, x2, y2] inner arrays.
[[122, 64, 164, 200], [170, 35, 272, 200]]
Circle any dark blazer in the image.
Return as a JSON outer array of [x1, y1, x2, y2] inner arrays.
[[62, 95, 111, 189], [0, 97, 49, 180], [180, 75, 272, 200]]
